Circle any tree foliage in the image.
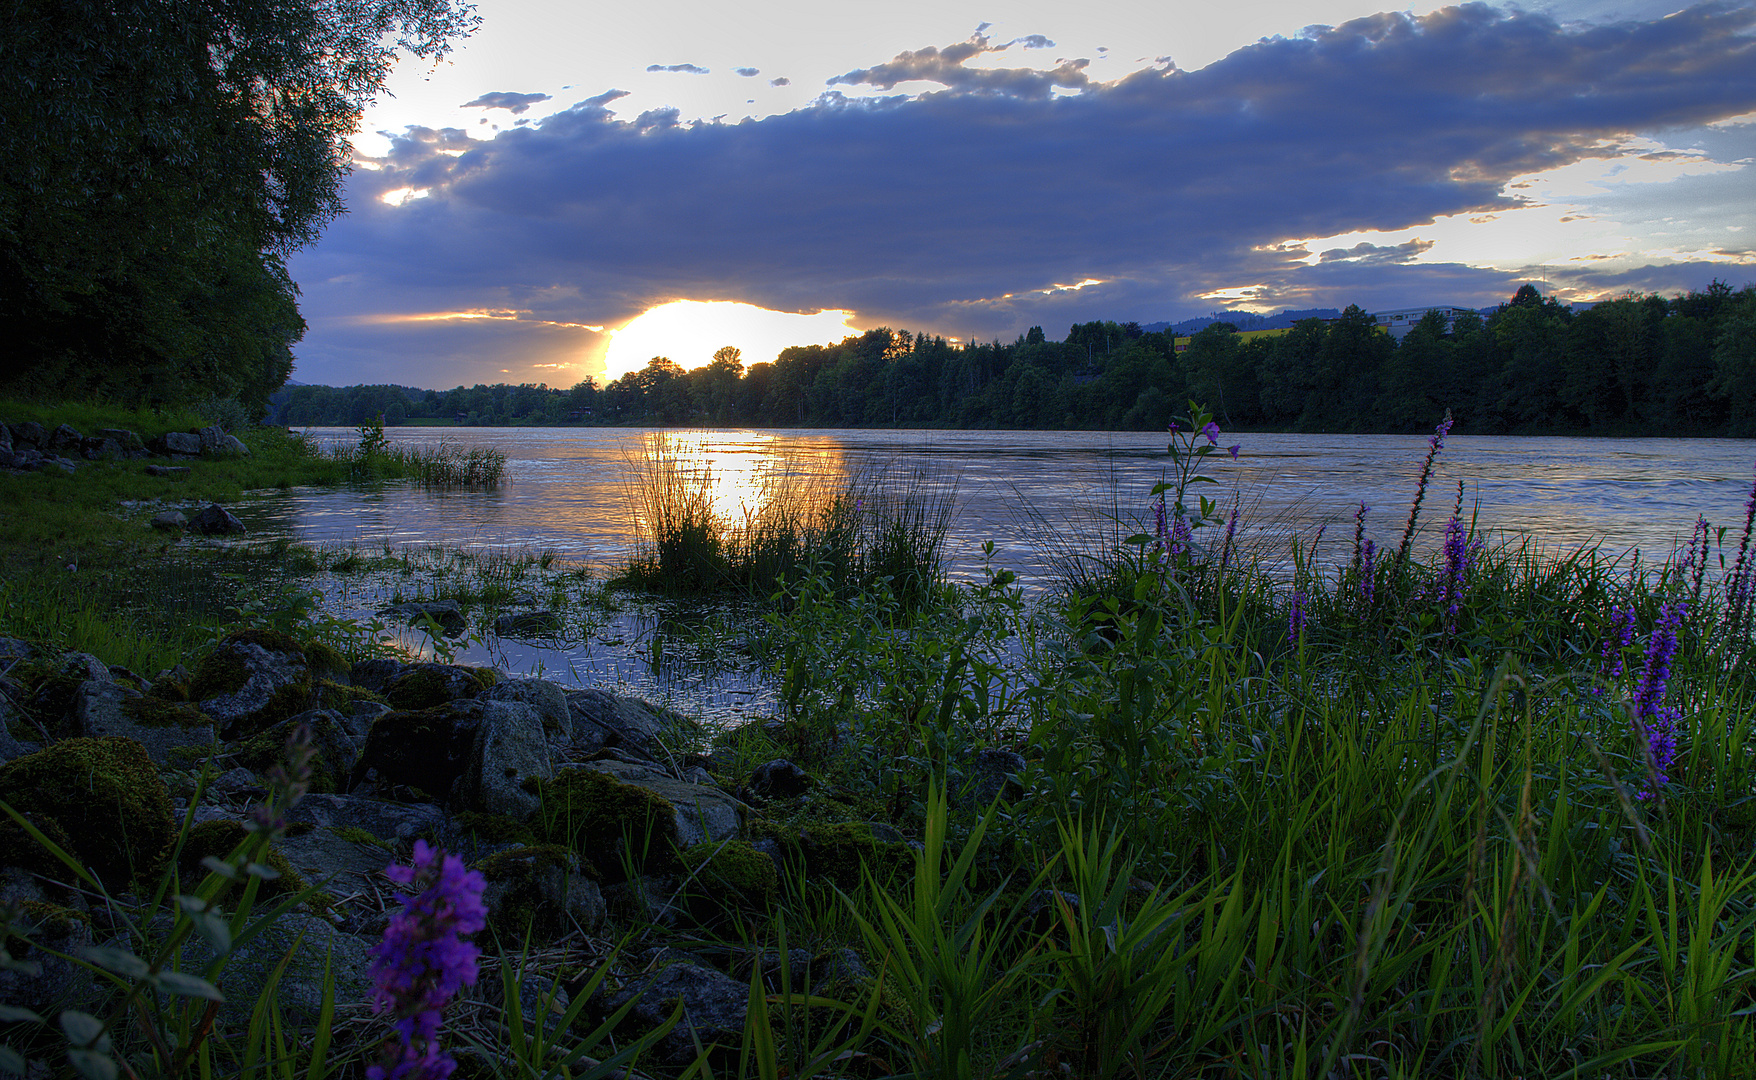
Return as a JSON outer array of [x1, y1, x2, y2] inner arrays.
[[0, 0, 477, 412]]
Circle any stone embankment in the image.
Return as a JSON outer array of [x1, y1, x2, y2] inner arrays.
[[0, 419, 248, 475], [0, 631, 1019, 1061]]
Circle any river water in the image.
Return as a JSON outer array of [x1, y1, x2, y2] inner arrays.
[[224, 427, 1754, 721], [255, 427, 1756, 585]]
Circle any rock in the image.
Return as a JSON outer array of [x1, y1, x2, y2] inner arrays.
[[494, 610, 561, 638], [93, 428, 146, 457], [188, 503, 246, 535], [190, 630, 315, 738], [232, 710, 363, 795], [341, 699, 392, 740], [567, 759, 742, 848], [207, 767, 267, 799], [181, 912, 371, 1029], [349, 657, 406, 693], [152, 430, 202, 456], [475, 844, 606, 937], [350, 700, 552, 817], [0, 423, 9, 454], [196, 425, 249, 455], [74, 680, 216, 766], [8, 422, 45, 449], [744, 759, 811, 801], [80, 436, 123, 460], [285, 793, 450, 844], [460, 700, 553, 819], [960, 747, 1027, 808], [0, 737, 176, 889], [0, 900, 98, 1018], [378, 600, 467, 638], [46, 424, 82, 453], [383, 662, 486, 709], [144, 464, 190, 479], [564, 687, 695, 757], [601, 957, 749, 1065], [273, 824, 398, 915], [150, 510, 188, 530], [478, 678, 570, 737]]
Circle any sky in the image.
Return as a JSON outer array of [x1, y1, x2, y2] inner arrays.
[[285, 0, 1756, 389]]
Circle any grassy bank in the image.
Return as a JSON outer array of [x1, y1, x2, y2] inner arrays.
[[3, 403, 1755, 1077]]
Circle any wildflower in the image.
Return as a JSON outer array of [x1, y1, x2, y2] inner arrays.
[[1630, 601, 1686, 799], [1394, 411, 1453, 579], [368, 841, 487, 1080], [1167, 420, 1179, 435], [1598, 605, 1638, 683], [1435, 515, 1471, 631], [1228, 444, 1240, 460], [1201, 421, 1220, 445], [1288, 590, 1307, 648]]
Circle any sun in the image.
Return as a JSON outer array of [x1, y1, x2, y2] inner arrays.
[[600, 300, 860, 383]]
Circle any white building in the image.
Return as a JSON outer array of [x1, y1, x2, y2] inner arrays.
[[1371, 306, 1478, 340]]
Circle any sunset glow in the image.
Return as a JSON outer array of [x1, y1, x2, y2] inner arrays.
[[600, 300, 859, 384]]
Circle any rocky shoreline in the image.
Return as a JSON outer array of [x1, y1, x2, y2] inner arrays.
[[1, 418, 250, 476], [0, 629, 1020, 1065]]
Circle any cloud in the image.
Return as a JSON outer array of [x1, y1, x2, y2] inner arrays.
[[769, 77, 790, 87], [646, 63, 709, 74], [462, 91, 552, 115], [735, 67, 760, 77], [294, 2, 1756, 383]]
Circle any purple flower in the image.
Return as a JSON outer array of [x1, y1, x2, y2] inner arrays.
[[1218, 506, 1239, 577], [1288, 590, 1307, 648], [1598, 604, 1638, 683], [1228, 444, 1240, 460], [1429, 416, 1454, 452], [1167, 420, 1179, 435], [368, 841, 487, 1080], [1201, 421, 1220, 445], [1631, 601, 1687, 799]]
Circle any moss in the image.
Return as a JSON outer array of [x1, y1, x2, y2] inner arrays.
[[148, 673, 191, 702], [537, 768, 676, 880], [454, 810, 539, 848], [302, 641, 350, 681], [325, 825, 391, 850], [315, 680, 384, 711], [175, 820, 308, 903], [471, 843, 586, 939], [233, 713, 352, 794], [384, 666, 486, 711], [226, 628, 306, 655], [678, 840, 778, 912], [18, 900, 90, 939], [0, 737, 175, 887], [188, 649, 251, 702], [797, 822, 910, 891], [121, 695, 213, 730]]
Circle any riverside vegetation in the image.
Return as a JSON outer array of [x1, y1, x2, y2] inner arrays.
[[2, 401, 1756, 1079]]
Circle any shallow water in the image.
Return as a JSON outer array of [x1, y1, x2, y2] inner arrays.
[[253, 427, 1756, 583]]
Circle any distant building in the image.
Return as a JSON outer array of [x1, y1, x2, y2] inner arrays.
[[1371, 306, 1477, 340]]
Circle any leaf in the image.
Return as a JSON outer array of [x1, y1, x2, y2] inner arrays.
[[78, 946, 150, 979], [244, 861, 282, 881], [66, 1048, 118, 1080], [200, 856, 240, 879], [0, 1045, 29, 1076], [0, 1006, 43, 1024], [157, 970, 226, 1002], [58, 1011, 105, 1046]]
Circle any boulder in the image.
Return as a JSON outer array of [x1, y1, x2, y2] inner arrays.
[[383, 662, 487, 709], [285, 793, 450, 844], [188, 503, 246, 535], [564, 687, 695, 757], [601, 956, 749, 1065], [232, 710, 363, 795], [150, 510, 188, 531], [350, 699, 552, 817], [744, 759, 810, 802], [959, 747, 1027, 808], [152, 430, 202, 456], [7, 422, 45, 449], [198, 425, 249, 455], [46, 424, 82, 453], [377, 600, 467, 638], [74, 680, 216, 766], [93, 428, 146, 457], [182, 912, 371, 1029], [494, 610, 561, 638], [0, 737, 176, 888], [478, 678, 570, 737], [567, 759, 742, 848], [349, 656, 406, 693], [0, 900, 99, 1018], [0, 423, 9, 453], [474, 844, 605, 937], [190, 630, 314, 738]]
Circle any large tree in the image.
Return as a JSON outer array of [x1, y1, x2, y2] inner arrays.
[[0, 0, 476, 411]]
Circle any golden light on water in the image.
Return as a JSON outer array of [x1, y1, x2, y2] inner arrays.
[[623, 432, 851, 551], [600, 300, 859, 383]]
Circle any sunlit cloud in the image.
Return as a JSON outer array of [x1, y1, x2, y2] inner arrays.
[[379, 187, 430, 206], [360, 309, 605, 331], [601, 300, 860, 383]]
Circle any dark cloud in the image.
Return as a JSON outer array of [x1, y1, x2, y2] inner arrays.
[[646, 63, 709, 74], [580, 88, 630, 108], [735, 67, 760, 77], [462, 91, 552, 115], [769, 77, 791, 87], [294, 2, 1756, 383]]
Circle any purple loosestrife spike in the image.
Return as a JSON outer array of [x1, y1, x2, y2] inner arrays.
[[1201, 421, 1221, 445], [1288, 590, 1307, 649], [1360, 539, 1376, 606], [1395, 411, 1453, 580], [368, 841, 487, 1080], [1726, 462, 1756, 638], [1599, 605, 1637, 684], [1631, 602, 1686, 799]]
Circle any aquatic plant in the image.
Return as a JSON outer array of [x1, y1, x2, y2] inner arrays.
[[1392, 410, 1453, 580]]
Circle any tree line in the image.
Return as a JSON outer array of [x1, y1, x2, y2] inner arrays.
[[279, 283, 1756, 436]]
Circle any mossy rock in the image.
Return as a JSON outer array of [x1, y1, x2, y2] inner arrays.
[[120, 695, 213, 730], [0, 737, 175, 888], [472, 843, 600, 940], [350, 704, 482, 802], [797, 822, 911, 891], [189, 632, 317, 739], [537, 768, 677, 880], [455, 810, 540, 848], [232, 712, 358, 795], [175, 820, 308, 903], [315, 680, 385, 711], [677, 840, 777, 913], [384, 665, 490, 711]]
